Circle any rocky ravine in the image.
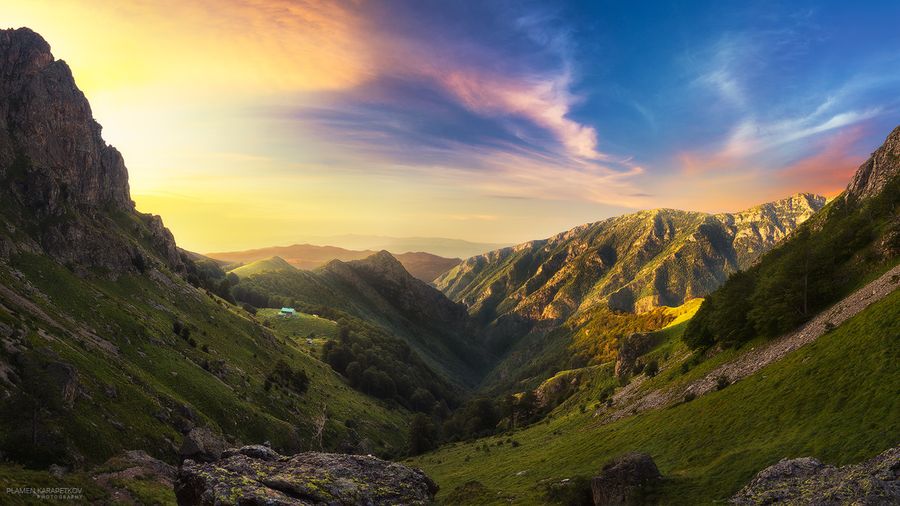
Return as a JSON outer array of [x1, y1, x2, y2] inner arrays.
[[598, 263, 900, 423], [175, 445, 438, 505]]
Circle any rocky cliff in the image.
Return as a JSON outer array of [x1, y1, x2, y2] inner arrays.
[[0, 28, 181, 274], [846, 125, 900, 201]]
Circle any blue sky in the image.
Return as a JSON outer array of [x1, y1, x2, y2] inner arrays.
[[8, 0, 900, 250]]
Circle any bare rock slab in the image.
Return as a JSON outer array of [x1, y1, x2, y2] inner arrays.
[[175, 445, 438, 505], [731, 446, 899, 505]]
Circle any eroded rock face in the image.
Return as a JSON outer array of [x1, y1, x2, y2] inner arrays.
[[731, 446, 900, 505], [591, 452, 661, 506], [0, 27, 183, 274], [438, 194, 826, 321], [846, 125, 900, 201], [175, 445, 438, 505], [0, 28, 131, 212]]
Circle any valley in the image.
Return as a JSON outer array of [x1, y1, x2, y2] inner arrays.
[[0, 21, 897, 506]]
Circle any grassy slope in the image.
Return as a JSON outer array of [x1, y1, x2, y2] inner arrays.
[[411, 290, 900, 504], [238, 266, 481, 387], [0, 252, 409, 467], [229, 256, 296, 278], [478, 301, 701, 395], [256, 308, 338, 356]]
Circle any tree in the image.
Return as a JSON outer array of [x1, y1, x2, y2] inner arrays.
[[408, 414, 438, 455], [410, 388, 436, 413]]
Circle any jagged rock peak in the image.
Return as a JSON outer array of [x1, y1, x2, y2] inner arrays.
[[0, 27, 53, 76], [0, 27, 133, 212], [846, 124, 900, 200], [0, 28, 183, 274]]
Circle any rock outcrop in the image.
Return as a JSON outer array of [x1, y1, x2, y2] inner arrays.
[[846, 125, 900, 201], [178, 427, 226, 463], [175, 445, 438, 505], [591, 452, 661, 506], [0, 27, 182, 274], [614, 333, 657, 382], [731, 445, 900, 505]]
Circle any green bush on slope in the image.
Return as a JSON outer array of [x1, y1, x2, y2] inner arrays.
[[686, 176, 899, 349]]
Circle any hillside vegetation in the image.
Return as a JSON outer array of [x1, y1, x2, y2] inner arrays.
[[229, 255, 296, 278], [435, 194, 824, 392], [687, 161, 900, 349], [411, 290, 900, 504], [0, 28, 412, 477], [233, 251, 485, 386]]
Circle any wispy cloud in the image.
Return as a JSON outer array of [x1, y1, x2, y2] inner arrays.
[[679, 102, 880, 175]]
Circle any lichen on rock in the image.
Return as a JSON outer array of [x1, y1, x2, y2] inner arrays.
[[175, 445, 438, 505]]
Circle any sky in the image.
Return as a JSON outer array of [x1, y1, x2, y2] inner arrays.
[[4, 0, 900, 252]]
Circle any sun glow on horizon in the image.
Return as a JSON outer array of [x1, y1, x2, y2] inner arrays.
[[4, 0, 897, 252]]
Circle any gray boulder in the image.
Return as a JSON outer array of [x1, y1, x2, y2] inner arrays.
[[731, 445, 899, 505], [178, 427, 225, 463], [591, 452, 661, 506], [175, 445, 438, 505]]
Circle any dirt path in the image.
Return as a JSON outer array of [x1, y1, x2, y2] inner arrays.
[[598, 263, 900, 423]]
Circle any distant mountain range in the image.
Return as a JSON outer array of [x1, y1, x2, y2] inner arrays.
[[206, 244, 461, 283], [280, 235, 510, 259]]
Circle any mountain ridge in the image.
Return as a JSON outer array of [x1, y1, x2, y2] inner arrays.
[[438, 192, 825, 320], [207, 243, 461, 283], [233, 250, 484, 386]]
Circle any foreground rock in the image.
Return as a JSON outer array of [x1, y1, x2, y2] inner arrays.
[[178, 427, 226, 463], [731, 446, 900, 505], [93, 450, 176, 504], [591, 452, 661, 506], [175, 445, 438, 505]]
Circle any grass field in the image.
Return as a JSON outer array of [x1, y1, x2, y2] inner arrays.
[[257, 308, 339, 355], [410, 290, 900, 504]]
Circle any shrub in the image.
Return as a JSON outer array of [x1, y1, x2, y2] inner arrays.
[[632, 361, 645, 375], [265, 360, 309, 394], [544, 476, 593, 505], [716, 376, 730, 390], [598, 385, 615, 402]]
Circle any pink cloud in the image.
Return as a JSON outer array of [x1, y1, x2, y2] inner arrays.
[[775, 126, 865, 196], [436, 69, 603, 160]]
